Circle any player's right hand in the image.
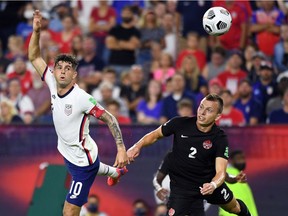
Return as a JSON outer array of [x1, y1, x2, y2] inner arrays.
[[127, 144, 141, 162], [33, 10, 42, 32], [156, 188, 169, 201], [235, 171, 247, 183]]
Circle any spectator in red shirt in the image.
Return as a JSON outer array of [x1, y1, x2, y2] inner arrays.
[[217, 50, 247, 95], [212, 0, 248, 51], [250, 1, 285, 57], [7, 56, 33, 95], [105, 99, 131, 125], [217, 90, 246, 127], [176, 32, 206, 71], [89, 0, 116, 60], [54, 15, 81, 53]]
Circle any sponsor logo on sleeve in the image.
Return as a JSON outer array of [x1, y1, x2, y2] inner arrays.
[[89, 97, 97, 105], [224, 146, 229, 158]]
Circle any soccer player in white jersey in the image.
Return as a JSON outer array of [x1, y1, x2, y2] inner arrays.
[[28, 10, 129, 216]]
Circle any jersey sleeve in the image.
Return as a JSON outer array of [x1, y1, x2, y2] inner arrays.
[[161, 117, 181, 137], [215, 130, 229, 160], [79, 91, 105, 118], [41, 66, 57, 92]]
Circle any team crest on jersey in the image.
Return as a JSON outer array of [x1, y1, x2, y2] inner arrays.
[[65, 104, 72, 116], [203, 140, 213, 149], [168, 208, 175, 216]]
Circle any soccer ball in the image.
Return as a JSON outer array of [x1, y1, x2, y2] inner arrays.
[[202, 7, 232, 36]]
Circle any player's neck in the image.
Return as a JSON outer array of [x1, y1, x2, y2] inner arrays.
[[57, 83, 74, 96], [196, 121, 213, 133]]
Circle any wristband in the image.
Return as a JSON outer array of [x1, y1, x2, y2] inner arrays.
[[210, 181, 217, 189]]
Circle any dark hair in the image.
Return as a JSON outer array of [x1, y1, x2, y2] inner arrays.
[[230, 150, 244, 159], [54, 54, 79, 70], [122, 5, 134, 13], [106, 99, 120, 109], [88, 194, 99, 200], [133, 199, 149, 207], [103, 67, 116, 75], [205, 93, 224, 114], [144, 80, 162, 103], [212, 46, 226, 57], [239, 78, 252, 87], [177, 99, 193, 110]]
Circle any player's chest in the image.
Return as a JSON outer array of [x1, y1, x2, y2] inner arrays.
[[51, 95, 81, 120]]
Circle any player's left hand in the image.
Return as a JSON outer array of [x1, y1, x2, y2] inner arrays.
[[236, 171, 247, 183], [200, 183, 216, 195], [114, 148, 129, 168]]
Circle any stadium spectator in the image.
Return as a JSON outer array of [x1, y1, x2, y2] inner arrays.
[[80, 194, 108, 216], [137, 80, 163, 125], [48, 3, 72, 32], [16, 2, 34, 41], [202, 46, 226, 81], [217, 90, 246, 127], [250, 1, 285, 57], [89, 0, 116, 61], [277, 0, 288, 16], [0, 99, 23, 124], [248, 51, 267, 83], [176, 32, 206, 71], [178, 55, 207, 93], [137, 10, 165, 66], [106, 6, 141, 76], [120, 65, 146, 122], [266, 75, 288, 115], [71, 35, 83, 60], [160, 73, 195, 123], [98, 81, 129, 118], [92, 67, 120, 101], [219, 150, 259, 216], [176, 0, 212, 52], [43, 41, 60, 68], [0, 1, 26, 53], [268, 87, 288, 124], [5, 36, 25, 60], [274, 24, 288, 73], [217, 50, 247, 95], [153, 1, 167, 25], [27, 72, 51, 123], [234, 79, 263, 126], [208, 78, 224, 95], [0, 41, 11, 74], [143, 42, 162, 82], [6, 78, 34, 124], [152, 52, 175, 91], [154, 204, 167, 216], [253, 61, 278, 121], [24, 11, 58, 53], [243, 44, 257, 75], [77, 34, 104, 93], [177, 98, 194, 117], [106, 99, 131, 125], [7, 56, 33, 95], [54, 15, 81, 53], [133, 199, 150, 216], [212, 0, 248, 51], [161, 13, 177, 60]]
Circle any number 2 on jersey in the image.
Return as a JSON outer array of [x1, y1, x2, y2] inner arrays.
[[188, 147, 197, 158]]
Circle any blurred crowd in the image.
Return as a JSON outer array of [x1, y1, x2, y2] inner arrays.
[[1, 0, 288, 126]]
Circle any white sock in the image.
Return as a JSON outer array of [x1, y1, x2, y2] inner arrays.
[[98, 162, 119, 178]]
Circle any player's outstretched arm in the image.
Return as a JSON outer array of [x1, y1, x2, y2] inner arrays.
[[98, 110, 129, 168], [28, 10, 47, 77], [127, 126, 164, 161], [200, 157, 227, 195]]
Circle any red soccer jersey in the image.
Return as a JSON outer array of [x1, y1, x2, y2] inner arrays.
[[213, 1, 247, 50], [53, 28, 82, 53], [7, 70, 33, 94], [217, 70, 247, 94], [217, 107, 246, 126], [90, 6, 116, 38], [176, 49, 206, 71]]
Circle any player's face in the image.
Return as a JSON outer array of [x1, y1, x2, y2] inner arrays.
[[197, 99, 221, 126], [54, 61, 77, 88]]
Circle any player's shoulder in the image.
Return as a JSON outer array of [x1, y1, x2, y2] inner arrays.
[[212, 124, 228, 140], [165, 116, 195, 125]]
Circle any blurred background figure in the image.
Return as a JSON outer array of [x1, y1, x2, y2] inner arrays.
[[0, 99, 23, 124], [80, 194, 108, 216], [268, 87, 288, 124], [217, 90, 246, 127], [16, 2, 34, 41], [208, 78, 224, 95], [133, 199, 150, 216], [105, 99, 131, 125], [177, 98, 193, 117], [154, 204, 167, 216], [274, 24, 288, 73], [137, 79, 163, 125], [219, 150, 258, 216]]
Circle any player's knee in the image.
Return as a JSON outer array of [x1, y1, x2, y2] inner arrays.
[[227, 201, 241, 214], [63, 203, 79, 216]]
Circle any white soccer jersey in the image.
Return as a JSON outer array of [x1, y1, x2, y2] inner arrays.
[[42, 66, 105, 167]]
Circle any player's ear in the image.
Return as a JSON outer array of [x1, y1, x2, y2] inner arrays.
[[72, 70, 77, 79], [215, 113, 221, 121]]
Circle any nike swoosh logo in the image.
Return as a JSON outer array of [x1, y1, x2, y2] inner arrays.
[[181, 135, 188, 138]]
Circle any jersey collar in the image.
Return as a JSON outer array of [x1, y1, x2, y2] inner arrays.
[[57, 86, 74, 98]]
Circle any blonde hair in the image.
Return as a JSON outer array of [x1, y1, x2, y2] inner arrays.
[[179, 55, 200, 91], [0, 99, 18, 124]]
